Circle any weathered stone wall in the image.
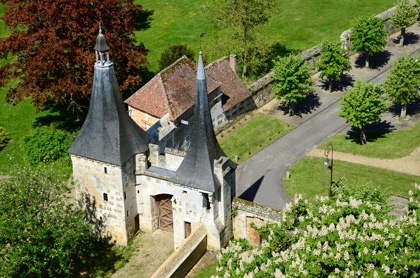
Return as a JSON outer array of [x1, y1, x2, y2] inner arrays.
[[128, 106, 160, 131], [151, 224, 207, 278], [232, 197, 283, 242]]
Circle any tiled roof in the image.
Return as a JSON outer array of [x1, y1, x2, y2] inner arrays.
[[205, 57, 251, 111], [125, 56, 221, 121]]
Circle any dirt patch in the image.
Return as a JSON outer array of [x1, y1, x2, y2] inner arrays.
[[111, 229, 174, 278], [185, 251, 217, 278], [308, 146, 420, 176]]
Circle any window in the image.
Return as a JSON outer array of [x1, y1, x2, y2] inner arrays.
[[126, 210, 129, 217], [104, 167, 108, 174], [124, 192, 127, 200], [103, 193, 108, 201], [202, 193, 210, 210]]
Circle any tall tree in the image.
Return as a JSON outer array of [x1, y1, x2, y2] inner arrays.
[[317, 40, 352, 92], [382, 56, 420, 118], [350, 16, 387, 68], [0, 0, 148, 121], [390, 0, 418, 46], [339, 79, 388, 144], [204, 0, 277, 78], [0, 162, 97, 277], [270, 55, 314, 116]]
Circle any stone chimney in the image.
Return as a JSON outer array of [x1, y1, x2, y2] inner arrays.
[[229, 54, 237, 73]]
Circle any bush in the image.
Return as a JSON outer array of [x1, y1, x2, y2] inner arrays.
[[158, 44, 195, 70], [24, 126, 74, 164], [0, 126, 10, 150]]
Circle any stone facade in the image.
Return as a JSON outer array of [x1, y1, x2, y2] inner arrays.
[[128, 106, 160, 131]]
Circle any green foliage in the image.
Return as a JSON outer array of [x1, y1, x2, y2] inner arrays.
[[23, 126, 74, 164], [350, 16, 387, 67], [338, 78, 388, 144], [158, 44, 195, 70], [317, 41, 352, 92], [0, 163, 97, 277], [332, 177, 390, 205], [216, 184, 420, 277], [382, 55, 420, 117], [390, 0, 417, 36], [269, 55, 314, 116], [0, 126, 10, 150], [204, 0, 277, 77]]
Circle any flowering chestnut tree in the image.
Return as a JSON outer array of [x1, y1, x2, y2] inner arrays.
[[214, 183, 420, 277]]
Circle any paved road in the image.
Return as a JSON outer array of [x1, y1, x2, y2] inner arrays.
[[235, 61, 402, 210]]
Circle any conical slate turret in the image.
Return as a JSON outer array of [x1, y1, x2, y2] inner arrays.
[[170, 51, 227, 192], [68, 27, 151, 165]]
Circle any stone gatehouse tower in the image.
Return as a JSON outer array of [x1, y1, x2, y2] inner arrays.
[[68, 29, 235, 250]]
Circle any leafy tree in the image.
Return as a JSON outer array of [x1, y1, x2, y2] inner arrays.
[[158, 44, 195, 70], [317, 41, 352, 92], [382, 56, 420, 118], [0, 126, 10, 150], [216, 184, 420, 277], [270, 55, 314, 116], [0, 163, 97, 277], [338, 79, 388, 144], [24, 125, 75, 164], [350, 16, 387, 68], [204, 0, 277, 78], [390, 0, 418, 46], [0, 0, 148, 121]]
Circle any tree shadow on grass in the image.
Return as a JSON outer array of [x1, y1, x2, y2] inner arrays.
[[132, 7, 154, 32], [319, 73, 354, 92], [392, 32, 420, 46], [345, 120, 394, 144], [277, 92, 321, 117], [354, 50, 391, 70], [388, 99, 420, 117], [34, 104, 80, 131]]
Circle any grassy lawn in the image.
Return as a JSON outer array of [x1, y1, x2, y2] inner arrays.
[[195, 263, 217, 278], [135, 0, 396, 73], [218, 114, 294, 162], [284, 157, 420, 203], [319, 121, 420, 159]]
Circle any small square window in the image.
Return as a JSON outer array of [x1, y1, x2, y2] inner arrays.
[[126, 210, 129, 217], [103, 193, 108, 201], [104, 167, 108, 174], [124, 192, 127, 200]]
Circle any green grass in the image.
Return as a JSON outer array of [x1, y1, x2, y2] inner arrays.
[[284, 157, 420, 203], [219, 114, 294, 162], [195, 263, 217, 278], [319, 121, 420, 159], [135, 0, 396, 73]]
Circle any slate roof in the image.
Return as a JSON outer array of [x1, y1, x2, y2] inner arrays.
[[170, 52, 227, 193], [125, 56, 221, 121], [68, 47, 151, 165]]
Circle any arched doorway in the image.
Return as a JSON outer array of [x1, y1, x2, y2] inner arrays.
[[155, 194, 173, 232]]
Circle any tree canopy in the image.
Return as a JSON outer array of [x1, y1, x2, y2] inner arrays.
[[0, 0, 148, 120], [382, 56, 420, 118], [338, 79, 388, 144], [317, 40, 352, 92], [0, 162, 97, 277], [158, 44, 195, 70], [215, 182, 420, 277], [390, 0, 418, 46], [204, 0, 277, 78], [349, 16, 387, 68], [269, 55, 314, 116]]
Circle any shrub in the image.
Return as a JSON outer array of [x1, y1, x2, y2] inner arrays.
[[158, 44, 195, 70], [0, 126, 10, 150], [24, 126, 74, 164]]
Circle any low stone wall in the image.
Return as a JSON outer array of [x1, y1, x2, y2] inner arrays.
[[152, 224, 207, 278], [232, 198, 283, 245]]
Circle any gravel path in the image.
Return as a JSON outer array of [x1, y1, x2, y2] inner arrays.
[[307, 146, 420, 176]]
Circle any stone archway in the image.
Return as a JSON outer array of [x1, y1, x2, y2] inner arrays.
[[155, 194, 173, 232]]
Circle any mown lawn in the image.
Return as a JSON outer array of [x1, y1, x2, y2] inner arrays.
[[284, 157, 420, 203], [218, 114, 294, 162], [195, 263, 218, 278], [319, 121, 420, 159], [135, 0, 396, 72]]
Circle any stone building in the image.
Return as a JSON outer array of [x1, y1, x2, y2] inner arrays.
[[68, 29, 235, 250]]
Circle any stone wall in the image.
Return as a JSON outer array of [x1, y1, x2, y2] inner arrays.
[[232, 197, 283, 244], [151, 224, 207, 278], [128, 106, 160, 131]]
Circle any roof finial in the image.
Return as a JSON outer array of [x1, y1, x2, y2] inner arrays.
[[197, 51, 205, 80], [99, 23, 102, 35], [199, 33, 205, 51]]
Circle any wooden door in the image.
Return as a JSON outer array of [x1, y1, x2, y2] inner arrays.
[[157, 194, 173, 232], [184, 222, 191, 238]]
